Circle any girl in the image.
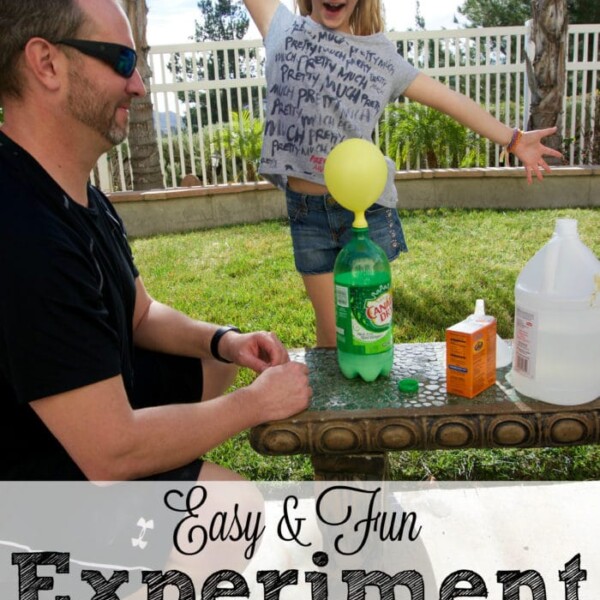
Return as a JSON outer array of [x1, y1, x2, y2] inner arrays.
[[243, 0, 562, 347]]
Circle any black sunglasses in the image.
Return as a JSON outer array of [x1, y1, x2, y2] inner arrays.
[[56, 39, 137, 78]]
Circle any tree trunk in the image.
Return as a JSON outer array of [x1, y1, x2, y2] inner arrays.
[[593, 91, 600, 164], [526, 0, 568, 164], [123, 0, 165, 190]]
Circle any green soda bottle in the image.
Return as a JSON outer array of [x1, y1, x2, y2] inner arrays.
[[334, 226, 393, 382]]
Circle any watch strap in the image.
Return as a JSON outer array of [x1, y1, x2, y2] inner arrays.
[[210, 325, 241, 363]]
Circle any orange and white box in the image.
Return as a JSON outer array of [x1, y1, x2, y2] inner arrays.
[[446, 317, 497, 398]]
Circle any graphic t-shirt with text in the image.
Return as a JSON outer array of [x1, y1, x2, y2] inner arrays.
[[260, 4, 419, 207]]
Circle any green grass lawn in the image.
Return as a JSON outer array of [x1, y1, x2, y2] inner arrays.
[[130, 207, 600, 481]]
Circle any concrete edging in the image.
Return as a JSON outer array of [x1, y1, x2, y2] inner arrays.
[[109, 167, 600, 238]]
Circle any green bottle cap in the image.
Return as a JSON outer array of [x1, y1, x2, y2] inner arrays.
[[398, 378, 419, 394]]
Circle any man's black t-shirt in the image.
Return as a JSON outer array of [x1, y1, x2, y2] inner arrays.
[[0, 131, 139, 479]]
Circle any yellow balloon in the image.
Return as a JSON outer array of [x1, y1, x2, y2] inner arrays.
[[324, 138, 388, 228]]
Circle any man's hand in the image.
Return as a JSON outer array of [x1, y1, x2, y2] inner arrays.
[[219, 330, 291, 372], [247, 362, 312, 423]]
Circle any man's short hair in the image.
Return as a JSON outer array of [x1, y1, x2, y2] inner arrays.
[[0, 0, 86, 102]]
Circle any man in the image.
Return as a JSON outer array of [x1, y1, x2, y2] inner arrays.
[[0, 0, 312, 481]]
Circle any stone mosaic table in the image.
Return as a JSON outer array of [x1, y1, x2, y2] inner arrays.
[[250, 343, 600, 479]]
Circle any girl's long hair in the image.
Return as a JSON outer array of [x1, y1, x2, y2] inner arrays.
[[294, 0, 385, 36]]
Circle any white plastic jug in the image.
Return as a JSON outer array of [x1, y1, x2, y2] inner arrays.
[[509, 218, 600, 405]]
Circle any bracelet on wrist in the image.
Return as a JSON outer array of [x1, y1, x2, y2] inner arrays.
[[500, 128, 524, 163], [210, 325, 241, 363]]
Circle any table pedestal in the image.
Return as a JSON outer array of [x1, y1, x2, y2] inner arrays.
[[311, 452, 390, 480]]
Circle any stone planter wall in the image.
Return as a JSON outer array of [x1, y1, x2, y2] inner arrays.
[[109, 167, 600, 238]]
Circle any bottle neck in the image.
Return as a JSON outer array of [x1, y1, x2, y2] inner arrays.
[[352, 226, 369, 239]]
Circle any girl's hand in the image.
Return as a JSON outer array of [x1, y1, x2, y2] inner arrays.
[[512, 127, 564, 184]]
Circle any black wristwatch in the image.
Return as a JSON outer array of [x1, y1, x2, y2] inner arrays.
[[210, 325, 241, 363]]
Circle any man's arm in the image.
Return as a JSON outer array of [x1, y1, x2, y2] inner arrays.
[[132, 277, 289, 372], [29, 361, 310, 480], [132, 276, 226, 360], [28, 276, 311, 480], [242, 0, 280, 38]]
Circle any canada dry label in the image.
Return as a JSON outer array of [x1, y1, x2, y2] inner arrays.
[[335, 282, 393, 354]]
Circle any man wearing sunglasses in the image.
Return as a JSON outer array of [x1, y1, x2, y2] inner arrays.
[[0, 0, 312, 483]]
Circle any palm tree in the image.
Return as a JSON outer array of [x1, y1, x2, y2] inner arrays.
[[526, 0, 568, 163], [217, 110, 263, 182], [123, 0, 165, 190]]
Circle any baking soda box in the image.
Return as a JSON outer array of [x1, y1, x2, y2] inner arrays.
[[446, 316, 497, 398]]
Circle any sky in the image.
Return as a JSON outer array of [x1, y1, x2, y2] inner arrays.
[[146, 0, 463, 46]]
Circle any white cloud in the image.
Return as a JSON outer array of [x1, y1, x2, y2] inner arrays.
[[385, 1, 462, 31], [146, 0, 199, 44]]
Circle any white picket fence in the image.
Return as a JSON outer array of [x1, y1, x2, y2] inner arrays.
[[98, 23, 600, 192]]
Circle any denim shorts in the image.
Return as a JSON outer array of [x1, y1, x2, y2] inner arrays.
[[286, 187, 408, 275]]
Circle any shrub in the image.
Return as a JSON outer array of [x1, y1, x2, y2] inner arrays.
[[213, 110, 263, 182], [379, 102, 489, 170]]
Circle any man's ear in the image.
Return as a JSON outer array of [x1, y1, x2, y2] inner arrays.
[[22, 37, 63, 92]]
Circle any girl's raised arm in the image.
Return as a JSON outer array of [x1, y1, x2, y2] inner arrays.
[[243, 0, 281, 38], [404, 73, 562, 183]]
